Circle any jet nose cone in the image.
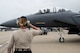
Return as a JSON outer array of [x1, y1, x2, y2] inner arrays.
[[0, 22, 8, 26], [0, 19, 18, 27], [0, 23, 4, 26]]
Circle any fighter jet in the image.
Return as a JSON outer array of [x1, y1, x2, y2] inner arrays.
[[0, 9, 80, 42]]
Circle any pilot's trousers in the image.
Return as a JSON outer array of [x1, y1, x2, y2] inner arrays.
[[14, 51, 32, 53]]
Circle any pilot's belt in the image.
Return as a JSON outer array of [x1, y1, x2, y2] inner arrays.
[[15, 48, 31, 51]]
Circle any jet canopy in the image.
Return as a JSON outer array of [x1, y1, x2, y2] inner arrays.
[[35, 8, 71, 15]]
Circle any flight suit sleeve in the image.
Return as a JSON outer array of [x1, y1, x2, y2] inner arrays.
[[33, 30, 43, 36], [7, 34, 14, 51]]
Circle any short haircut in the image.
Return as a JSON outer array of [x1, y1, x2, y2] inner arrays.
[[18, 16, 27, 19]]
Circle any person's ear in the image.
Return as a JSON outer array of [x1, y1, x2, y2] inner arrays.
[[16, 18, 20, 26], [16, 19, 19, 26]]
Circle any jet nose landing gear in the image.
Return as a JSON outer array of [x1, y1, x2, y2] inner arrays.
[[59, 37, 64, 43], [58, 28, 65, 43]]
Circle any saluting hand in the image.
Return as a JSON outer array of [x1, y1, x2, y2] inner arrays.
[[30, 24, 40, 30]]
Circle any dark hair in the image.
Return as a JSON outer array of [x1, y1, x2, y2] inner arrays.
[[18, 16, 27, 19]]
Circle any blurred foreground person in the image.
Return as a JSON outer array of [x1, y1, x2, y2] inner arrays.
[[7, 16, 43, 53]]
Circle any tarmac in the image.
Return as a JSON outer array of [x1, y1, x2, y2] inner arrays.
[[0, 30, 80, 53]]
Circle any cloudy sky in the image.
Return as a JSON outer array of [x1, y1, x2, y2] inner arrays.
[[0, 0, 80, 24]]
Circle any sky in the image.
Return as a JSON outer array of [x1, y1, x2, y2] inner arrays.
[[0, 0, 80, 24]]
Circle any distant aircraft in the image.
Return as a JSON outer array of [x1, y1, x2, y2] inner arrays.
[[0, 26, 11, 31], [0, 8, 80, 42]]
